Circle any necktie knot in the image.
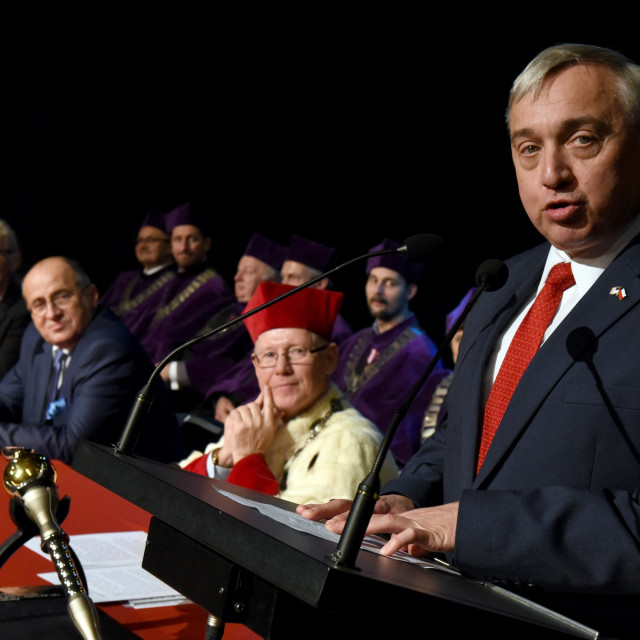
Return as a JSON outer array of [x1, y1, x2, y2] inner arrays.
[[545, 261, 575, 292], [53, 348, 66, 369]]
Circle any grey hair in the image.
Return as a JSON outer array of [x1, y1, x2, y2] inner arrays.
[[506, 43, 640, 130], [65, 258, 93, 291], [263, 263, 282, 283]]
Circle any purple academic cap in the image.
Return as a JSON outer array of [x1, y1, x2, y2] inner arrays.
[[285, 235, 336, 272], [139, 207, 167, 234], [365, 238, 425, 284], [243, 233, 288, 271], [445, 287, 477, 334], [165, 202, 211, 236]]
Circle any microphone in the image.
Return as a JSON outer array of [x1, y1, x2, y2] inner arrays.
[[475, 258, 509, 292], [398, 234, 445, 261], [3, 447, 103, 640], [330, 258, 508, 568], [115, 233, 444, 456]]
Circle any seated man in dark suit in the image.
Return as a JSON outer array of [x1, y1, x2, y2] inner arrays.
[[0, 256, 187, 464]]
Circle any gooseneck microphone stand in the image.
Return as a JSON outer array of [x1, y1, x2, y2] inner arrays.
[[330, 259, 508, 569]]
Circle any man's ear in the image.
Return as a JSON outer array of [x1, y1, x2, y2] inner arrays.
[[86, 283, 100, 306], [324, 342, 340, 375], [407, 283, 418, 301]]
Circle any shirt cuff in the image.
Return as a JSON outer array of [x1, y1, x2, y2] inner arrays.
[[226, 453, 279, 495], [169, 361, 180, 390]]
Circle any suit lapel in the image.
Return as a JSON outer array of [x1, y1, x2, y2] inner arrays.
[[474, 235, 640, 484], [453, 246, 547, 485], [34, 343, 53, 422]]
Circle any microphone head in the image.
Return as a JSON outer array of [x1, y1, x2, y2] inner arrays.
[[566, 326, 597, 362], [475, 259, 508, 291], [399, 234, 444, 262]]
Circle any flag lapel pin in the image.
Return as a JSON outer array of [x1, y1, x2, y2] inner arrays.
[[609, 286, 627, 300]]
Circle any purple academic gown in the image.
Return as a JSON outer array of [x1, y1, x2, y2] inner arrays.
[[332, 314, 353, 346], [139, 262, 234, 364], [181, 300, 254, 397], [331, 313, 442, 466], [100, 264, 177, 341], [204, 352, 258, 408]]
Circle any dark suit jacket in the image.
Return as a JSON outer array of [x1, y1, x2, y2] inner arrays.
[[0, 280, 30, 379], [383, 234, 640, 607], [0, 306, 188, 464]]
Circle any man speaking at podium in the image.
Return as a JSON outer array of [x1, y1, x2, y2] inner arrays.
[[298, 43, 640, 632]]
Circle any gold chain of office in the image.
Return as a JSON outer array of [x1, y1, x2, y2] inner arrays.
[[280, 398, 344, 490]]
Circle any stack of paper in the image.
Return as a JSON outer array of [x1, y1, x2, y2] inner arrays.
[[25, 530, 190, 607]]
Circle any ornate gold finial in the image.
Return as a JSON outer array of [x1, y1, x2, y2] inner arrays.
[[3, 447, 57, 499]]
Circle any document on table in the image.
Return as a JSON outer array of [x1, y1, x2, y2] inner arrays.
[[25, 530, 190, 606], [214, 487, 460, 575]]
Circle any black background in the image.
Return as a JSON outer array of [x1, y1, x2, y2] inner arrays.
[[7, 20, 639, 347]]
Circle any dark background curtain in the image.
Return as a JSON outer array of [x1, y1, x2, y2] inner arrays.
[[7, 19, 638, 347]]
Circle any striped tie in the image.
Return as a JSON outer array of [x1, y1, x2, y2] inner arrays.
[[47, 349, 67, 405]]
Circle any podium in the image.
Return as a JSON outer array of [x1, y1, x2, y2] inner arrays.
[[72, 441, 602, 640]]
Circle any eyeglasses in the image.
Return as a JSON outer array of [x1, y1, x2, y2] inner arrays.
[[252, 344, 329, 368], [29, 290, 79, 316], [136, 237, 169, 245]]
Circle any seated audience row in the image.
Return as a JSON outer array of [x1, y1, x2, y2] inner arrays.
[[96, 204, 457, 470], [0, 205, 462, 500]]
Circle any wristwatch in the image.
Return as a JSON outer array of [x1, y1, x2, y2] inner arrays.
[[210, 448, 222, 467]]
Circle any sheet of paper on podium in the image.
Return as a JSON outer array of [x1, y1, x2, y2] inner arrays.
[[25, 530, 190, 607], [215, 487, 601, 638], [215, 487, 461, 575]]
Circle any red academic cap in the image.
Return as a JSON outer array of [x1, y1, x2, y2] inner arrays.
[[243, 281, 343, 343]]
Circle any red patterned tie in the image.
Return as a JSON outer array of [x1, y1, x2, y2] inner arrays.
[[477, 262, 575, 472]]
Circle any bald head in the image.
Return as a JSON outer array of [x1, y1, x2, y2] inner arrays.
[[23, 257, 99, 350]]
